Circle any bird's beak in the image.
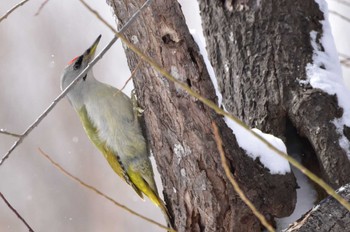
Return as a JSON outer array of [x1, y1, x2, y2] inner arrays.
[[83, 34, 101, 62]]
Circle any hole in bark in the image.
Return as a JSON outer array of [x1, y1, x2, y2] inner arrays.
[[186, 78, 192, 87], [162, 34, 175, 44], [285, 117, 327, 202]]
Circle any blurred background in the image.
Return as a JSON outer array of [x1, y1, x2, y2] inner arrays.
[[0, 0, 349, 231]]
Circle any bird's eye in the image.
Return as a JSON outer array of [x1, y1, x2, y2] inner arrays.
[[73, 56, 83, 70]]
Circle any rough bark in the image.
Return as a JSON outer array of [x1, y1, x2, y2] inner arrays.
[[198, 0, 350, 188], [285, 184, 350, 232], [107, 0, 297, 231]]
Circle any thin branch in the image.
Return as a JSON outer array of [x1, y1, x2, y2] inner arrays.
[[0, 129, 22, 138], [0, 0, 152, 166], [34, 0, 50, 16], [339, 52, 350, 67], [212, 122, 275, 232], [340, 59, 350, 67], [0, 0, 30, 23], [329, 10, 350, 23], [78, 0, 152, 33], [79, 0, 350, 212], [121, 60, 141, 91], [37, 148, 174, 232], [0, 37, 117, 165], [0, 192, 34, 232]]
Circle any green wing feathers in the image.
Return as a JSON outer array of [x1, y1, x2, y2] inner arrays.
[[78, 105, 172, 227], [78, 106, 143, 198]]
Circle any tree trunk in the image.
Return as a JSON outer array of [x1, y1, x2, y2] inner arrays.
[[197, 0, 350, 188], [107, 0, 297, 231], [285, 184, 350, 231]]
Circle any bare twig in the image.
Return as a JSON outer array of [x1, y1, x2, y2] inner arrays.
[[339, 52, 350, 67], [212, 122, 275, 232], [0, 129, 22, 138], [340, 59, 350, 67], [329, 10, 350, 23], [121, 61, 141, 91], [78, 0, 152, 33], [0, 0, 152, 166], [0, 192, 34, 232], [0, 37, 117, 165], [37, 148, 174, 231], [80, 0, 350, 212], [34, 0, 50, 16], [0, 0, 30, 23]]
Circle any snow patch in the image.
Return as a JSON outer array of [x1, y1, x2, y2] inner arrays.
[[303, 0, 350, 158], [224, 113, 291, 174], [276, 161, 317, 230]]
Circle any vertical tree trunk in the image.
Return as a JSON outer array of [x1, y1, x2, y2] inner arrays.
[[197, 0, 350, 188], [108, 0, 297, 231]]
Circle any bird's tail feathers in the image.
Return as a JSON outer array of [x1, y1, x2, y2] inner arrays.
[[127, 169, 174, 230]]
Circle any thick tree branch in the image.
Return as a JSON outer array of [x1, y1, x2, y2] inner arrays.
[[198, 0, 350, 197], [83, 0, 350, 215], [212, 122, 275, 232], [107, 0, 296, 230], [285, 184, 350, 231]]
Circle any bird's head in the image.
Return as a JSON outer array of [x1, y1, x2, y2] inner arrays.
[[60, 35, 101, 91]]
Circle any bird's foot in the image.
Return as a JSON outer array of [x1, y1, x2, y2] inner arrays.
[[131, 89, 144, 117]]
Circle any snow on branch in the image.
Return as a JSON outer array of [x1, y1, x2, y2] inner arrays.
[[303, 0, 350, 158]]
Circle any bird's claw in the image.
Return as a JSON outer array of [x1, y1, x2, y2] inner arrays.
[[131, 89, 144, 117]]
